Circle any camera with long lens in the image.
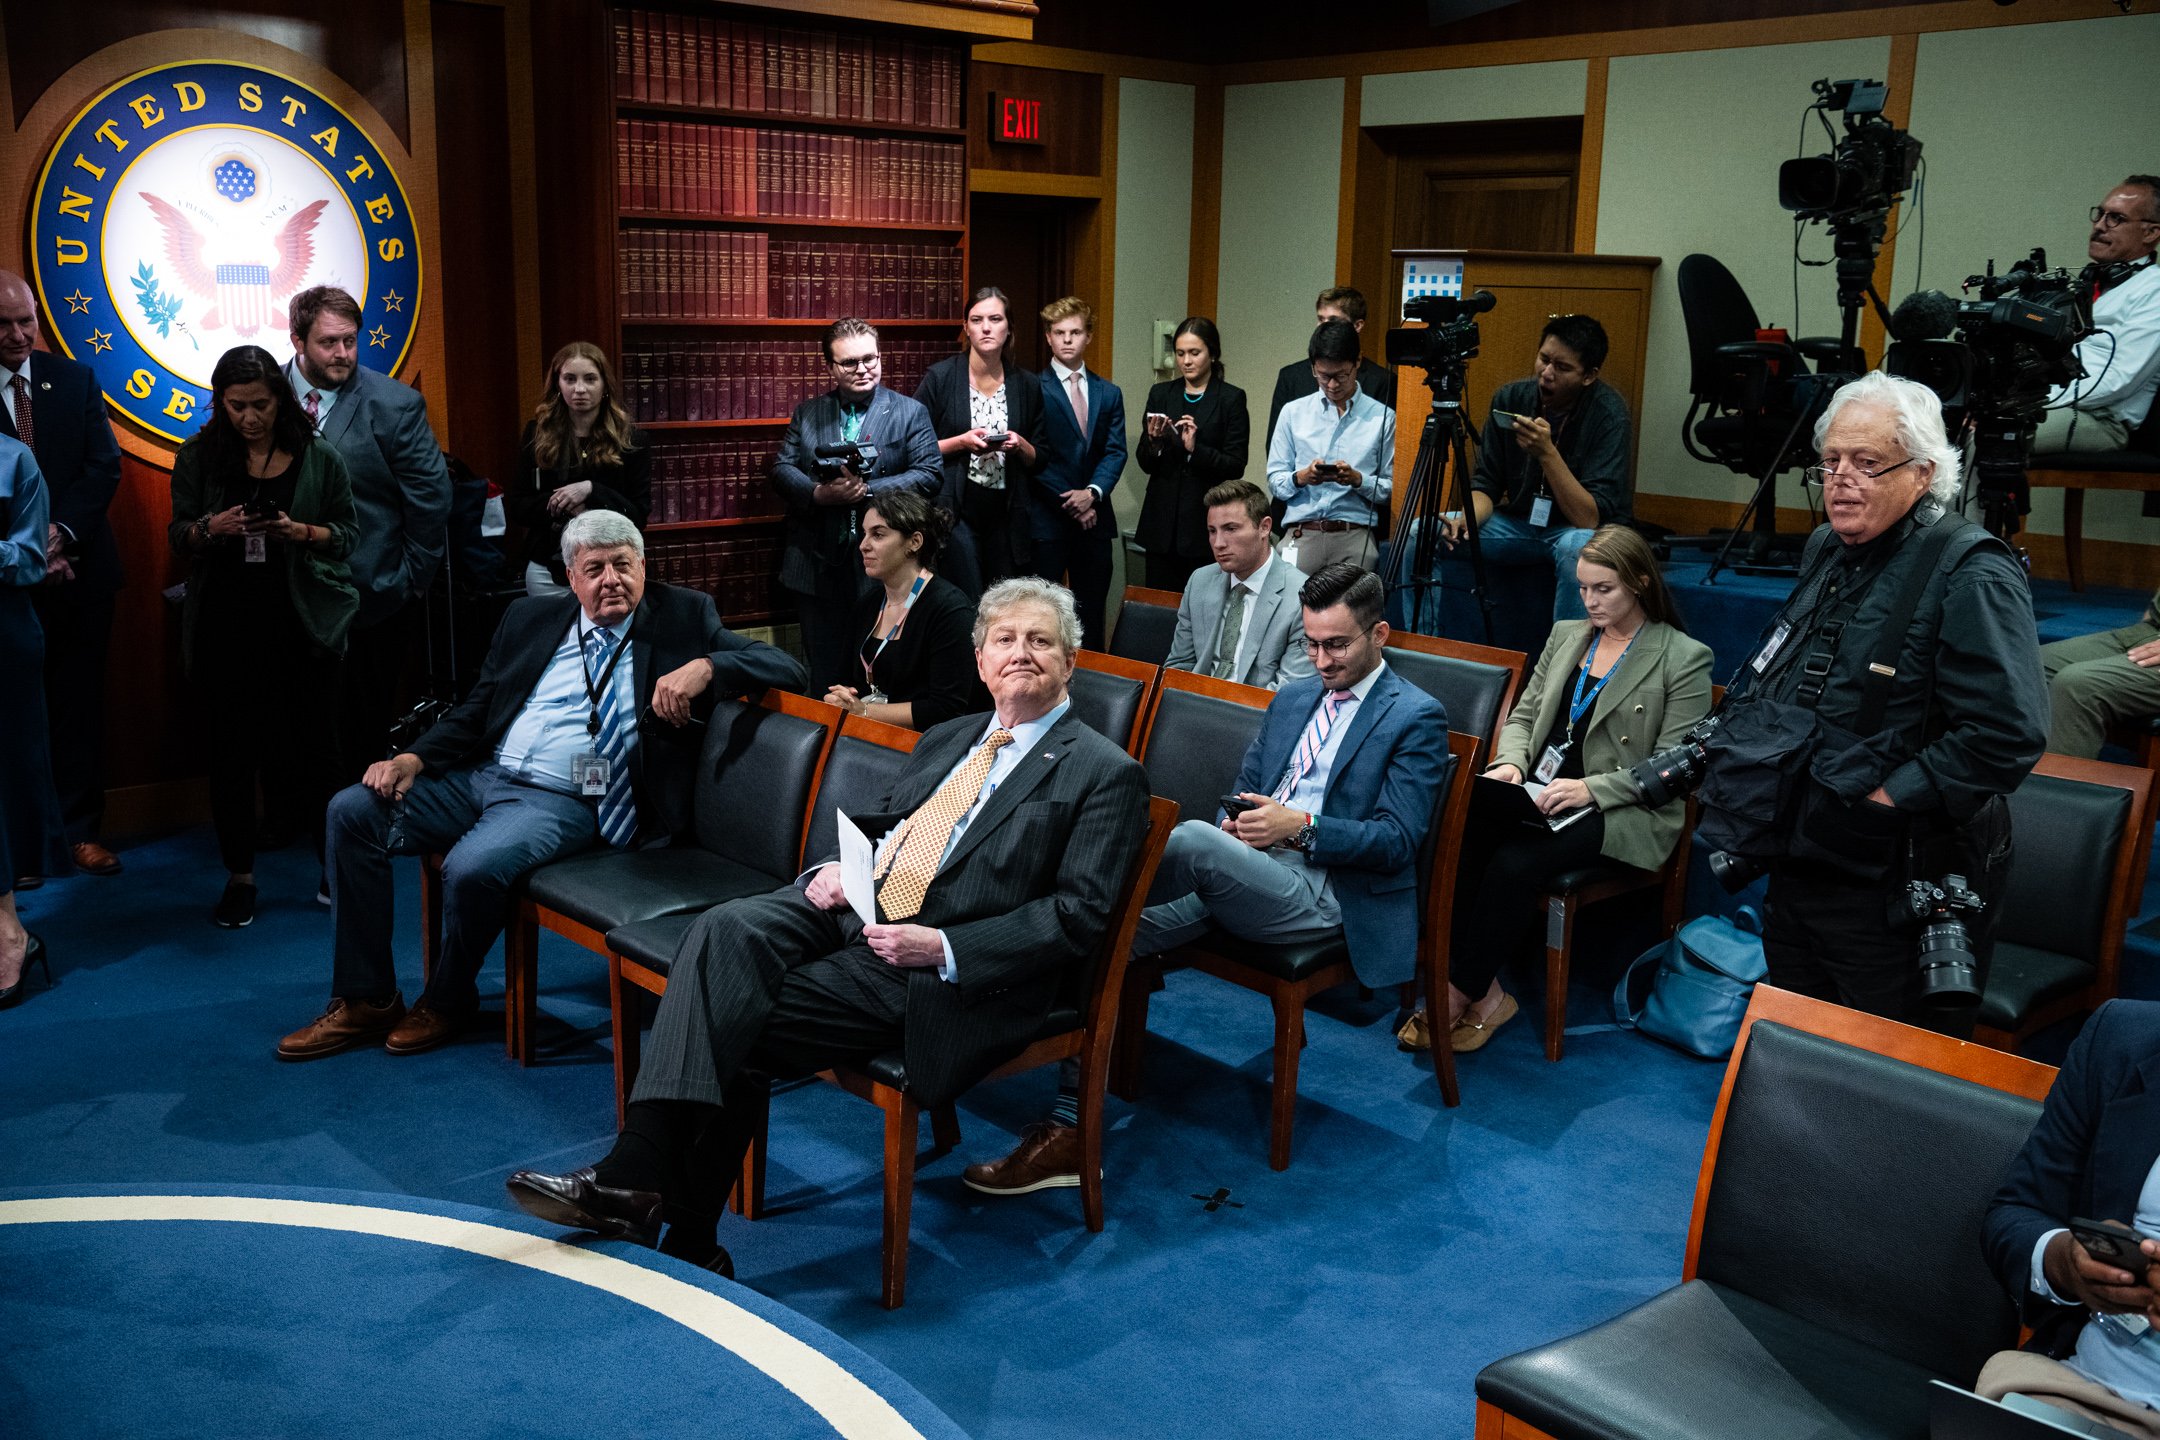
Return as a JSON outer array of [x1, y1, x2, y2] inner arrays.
[[1630, 712, 1720, 810], [813, 440, 881, 478], [1893, 872, 1985, 1007], [1777, 78, 1922, 224]]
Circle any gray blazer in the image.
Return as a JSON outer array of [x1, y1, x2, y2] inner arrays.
[[770, 384, 941, 599], [1164, 555, 1313, 688], [309, 364, 451, 626]]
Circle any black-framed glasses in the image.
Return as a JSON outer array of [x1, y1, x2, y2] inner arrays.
[[1300, 626, 1374, 657], [2091, 205, 2156, 230], [1801, 455, 1920, 488], [831, 354, 881, 371]]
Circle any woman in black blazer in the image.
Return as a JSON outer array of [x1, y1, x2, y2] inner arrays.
[[824, 488, 985, 732], [1134, 317, 1250, 590], [509, 341, 651, 595], [913, 286, 1042, 599]]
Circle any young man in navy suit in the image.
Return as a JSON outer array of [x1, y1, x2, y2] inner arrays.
[[1032, 296, 1126, 650], [965, 563, 1450, 1195], [1979, 1000, 2160, 1436], [0, 270, 125, 880]]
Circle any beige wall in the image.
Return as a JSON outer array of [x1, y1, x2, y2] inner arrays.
[[1360, 59, 1587, 129], [1111, 76, 1198, 538], [1897, 12, 2160, 543]]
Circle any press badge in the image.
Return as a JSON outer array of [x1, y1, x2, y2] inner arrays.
[[574, 752, 611, 796], [1528, 496, 1553, 528], [244, 534, 267, 564], [1751, 621, 1791, 674], [1534, 745, 1566, 783]]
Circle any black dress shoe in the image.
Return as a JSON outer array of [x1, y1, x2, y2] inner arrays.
[[0, 934, 51, 1011], [660, 1222, 734, 1279], [505, 1167, 662, 1247]]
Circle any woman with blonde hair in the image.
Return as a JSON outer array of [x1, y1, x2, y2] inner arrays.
[[510, 341, 650, 595]]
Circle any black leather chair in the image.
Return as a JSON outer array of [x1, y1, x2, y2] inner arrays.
[[497, 690, 836, 1063], [1109, 585, 1182, 667], [2025, 406, 2160, 591], [1382, 631, 1525, 769], [1069, 649, 1157, 756], [1976, 753, 2154, 1053], [1476, 987, 2054, 1440]]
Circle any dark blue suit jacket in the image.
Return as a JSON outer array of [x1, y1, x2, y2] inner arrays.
[[2, 351, 123, 594], [1234, 665, 1450, 988], [1030, 368, 1126, 542], [1983, 999, 2160, 1356]]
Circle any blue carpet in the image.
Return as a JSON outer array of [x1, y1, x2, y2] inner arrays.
[[0, 1185, 963, 1440]]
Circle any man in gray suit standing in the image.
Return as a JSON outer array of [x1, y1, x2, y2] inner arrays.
[[1164, 481, 1313, 689], [771, 318, 942, 692], [506, 577, 1149, 1275], [284, 285, 451, 786]]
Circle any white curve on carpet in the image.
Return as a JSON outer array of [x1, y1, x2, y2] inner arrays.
[[0, 1195, 927, 1440]]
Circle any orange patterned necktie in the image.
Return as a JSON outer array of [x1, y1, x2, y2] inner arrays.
[[874, 728, 1014, 921]]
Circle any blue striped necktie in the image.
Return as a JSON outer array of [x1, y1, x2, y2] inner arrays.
[[585, 629, 638, 848], [1274, 688, 1354, 802]]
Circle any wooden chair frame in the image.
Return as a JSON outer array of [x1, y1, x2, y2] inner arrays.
[[1382, 630, 1529, 767], [1071, 648, 1162, 756], [1473, 984, 2059, 1440], [466, 687, 838, 1064], [2024, 467, 2160, 593], [1972, 751, 2156, 1053]]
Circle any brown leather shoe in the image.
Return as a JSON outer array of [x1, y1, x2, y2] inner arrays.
[[1450, 990, 1519, 1053], [70, 842, 122, 876], [384, 1001, 468, 1056], [277, 994, 407, 1061], [962, 1122, 1085, 1196]]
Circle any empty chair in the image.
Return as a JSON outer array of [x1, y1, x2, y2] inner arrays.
[[1109, 585, 1182, 667], [1067, 650, 1157, 755]]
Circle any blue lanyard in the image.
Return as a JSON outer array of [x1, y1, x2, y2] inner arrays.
[[1569, 627, 1635, 732]]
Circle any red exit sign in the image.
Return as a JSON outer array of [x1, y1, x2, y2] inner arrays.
[[990, 91, 1045, 146]]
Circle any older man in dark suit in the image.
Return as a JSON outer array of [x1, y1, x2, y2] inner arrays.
[[0, 270, 124, 879], [283, 285, 453, 782], [507, 577, 1150, 1275], [771, 317, 941, 692], [277, 511, 806, 1061]]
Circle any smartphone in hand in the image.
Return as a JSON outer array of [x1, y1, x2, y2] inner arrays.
[[1220, 794, 1260, 816], [1491, 410, 1524, 431], [2072, 1218, 2156, 1273]]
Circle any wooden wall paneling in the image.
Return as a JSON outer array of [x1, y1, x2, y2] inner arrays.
[[1187, 79, 1222, 321], [968, 61, 1102, 178], [1859, 31, 1920, 368], [530, 0, 615, 360], [1087, 71, 1117, 371], [500, 0, 545, 421], [1574, 55, 1606, 254], [744, 0, 1032, 42], [970, 42, 1204, 86], [1334, 74, 1360, 288]]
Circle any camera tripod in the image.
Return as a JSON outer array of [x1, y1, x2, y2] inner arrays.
[[1385, 375, 1495, 644]]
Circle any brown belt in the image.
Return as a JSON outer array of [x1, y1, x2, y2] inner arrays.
[[1290, 520, 1365, 535]]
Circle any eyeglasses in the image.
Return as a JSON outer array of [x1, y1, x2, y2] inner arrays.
[[1801, 455, 1920, 488], [1300, 627, 1373, 657], [2091, 205, 2157, 230], [831, 354, 881, 371]]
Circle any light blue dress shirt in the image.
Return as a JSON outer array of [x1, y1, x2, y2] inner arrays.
[[2029, 1158, 2160, 1415], [1266, 388, 1395, 526], [1264, 664, 1386, 912], [493, 613, 638, 796], [286, 359, 343, 430], [0, 434, 49, 586]]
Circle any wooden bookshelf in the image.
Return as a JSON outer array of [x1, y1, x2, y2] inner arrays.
[[609, 3, 970, 622]]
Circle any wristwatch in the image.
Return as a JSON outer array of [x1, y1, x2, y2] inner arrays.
[[1287, 813, 1317, 852]]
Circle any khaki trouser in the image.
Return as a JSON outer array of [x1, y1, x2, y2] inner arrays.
[[2034, 405, 2133, 454], [1285, 523, 1376, 576], [2040, 616, 2160, 759], [1977, 1348, 2160, 1438]]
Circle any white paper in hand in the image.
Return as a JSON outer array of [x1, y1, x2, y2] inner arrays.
[[837, 811, 878, 927]]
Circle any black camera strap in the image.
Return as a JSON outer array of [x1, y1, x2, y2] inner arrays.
[[1849, 515, 1972, 737]]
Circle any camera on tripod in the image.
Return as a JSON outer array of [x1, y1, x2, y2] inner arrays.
[[1894, 872, 1985, 1007], [1778, 78, 1921, 224], [1386, 290, 1496, 384]]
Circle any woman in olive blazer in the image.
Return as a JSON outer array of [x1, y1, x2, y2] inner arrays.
[[1423, 526, 1712, 1054], [1133, 317, 1250, 589]]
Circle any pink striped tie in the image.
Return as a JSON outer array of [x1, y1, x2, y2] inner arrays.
[[1275, 689, 1354, 802]]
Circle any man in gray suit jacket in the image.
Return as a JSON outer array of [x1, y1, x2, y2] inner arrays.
[[771, 318, 941, 691], [284, 286, 451, 783], [507, 578, 1150, 1274], [1164, 481, 1314, 689]]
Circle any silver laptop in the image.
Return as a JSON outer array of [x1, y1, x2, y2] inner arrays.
[[1930, 1381, 2141, 1439]]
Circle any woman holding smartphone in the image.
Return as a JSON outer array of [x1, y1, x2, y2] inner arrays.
[[1135, 317, 1250, 590], [914, 286, 1041, 598], [1402, 525, 1711, 1054], [169, 345, 359, 928], [510, 341, 650, 596], [823, 489, 983, 731]]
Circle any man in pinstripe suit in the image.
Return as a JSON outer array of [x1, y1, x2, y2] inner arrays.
[[508, 578, 1150, 1274]]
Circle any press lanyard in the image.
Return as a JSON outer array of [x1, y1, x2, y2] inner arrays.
[[581, 624, 631, 738], [863, 573, 928, 686], [1567, 627, 1635, 740]]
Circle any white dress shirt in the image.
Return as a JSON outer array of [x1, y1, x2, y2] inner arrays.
[[2028, 1152, 2160, 1414], [493, 613, 638, 796], [1217, 549, 1275, 680], [1264, 663, 1388, 912], [286, 358, 343, 430], [2054, 260, 2160, 429]]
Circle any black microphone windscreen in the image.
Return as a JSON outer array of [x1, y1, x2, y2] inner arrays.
[[1889, 289, 1958, 342]]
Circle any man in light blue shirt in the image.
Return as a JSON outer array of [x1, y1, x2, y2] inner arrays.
[[1268, 319, 1395, 577]]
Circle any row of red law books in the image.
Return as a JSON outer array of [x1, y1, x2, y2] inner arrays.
[[622, 339, 946, 424], [615, 120, 965, 226], [649, 535, 783, 622], [619, 229, 964, 323], [648, 440, 787, 525], [613, 9, 962, 130]]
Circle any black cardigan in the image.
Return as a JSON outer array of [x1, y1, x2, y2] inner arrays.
[[844, 574, 986, 731], [509, 420, 653, 580], [913, 355, 1043, 564], [1133, 378, 1250, 562]]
